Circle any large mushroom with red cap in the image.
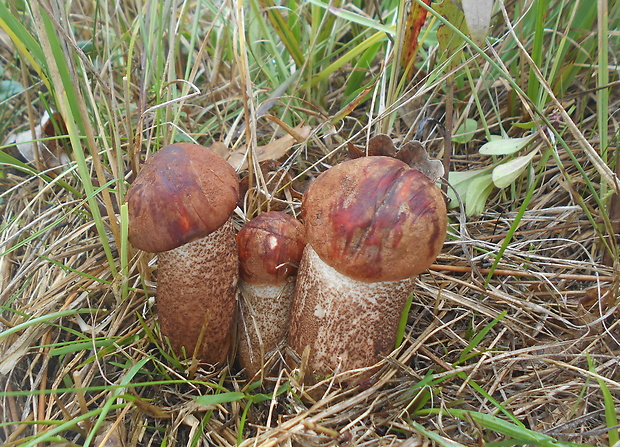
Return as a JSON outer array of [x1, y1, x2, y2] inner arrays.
[[288, 155, 447, 378], [126, 143, 240, 365]]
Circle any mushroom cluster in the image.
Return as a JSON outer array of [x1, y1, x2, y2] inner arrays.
[[126, 137, 447, 381]]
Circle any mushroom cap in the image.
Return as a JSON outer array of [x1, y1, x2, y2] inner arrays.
[[126, 143, 240, 253], [237, 211, 306, 286], [302, 156, 447, 283]]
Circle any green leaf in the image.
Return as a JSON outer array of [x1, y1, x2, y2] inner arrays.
[[465, 173, 495, 216], [395, 292, 414, 348], [479, 136, 534, 155], [456, 311, 507, 365], [492, 151, 537, 188], [49, 338, 119, 357], [453, 118, 478, 144], [446, 168, 492, 209], [195, 392, 245, 406], [0, 2, 47, 77]]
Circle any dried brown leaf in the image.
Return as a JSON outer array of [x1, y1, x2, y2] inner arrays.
[[3, 111, 70, 171], [226, 125, 312, 170]]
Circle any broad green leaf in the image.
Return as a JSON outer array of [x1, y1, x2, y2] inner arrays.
[[195, 392, 245, 406], [492, 150, 537, 188], [479, 136, 534, 155], [453, 118, 478, 144], [465, 173, 494, 216], [446, 168, 491, 209]]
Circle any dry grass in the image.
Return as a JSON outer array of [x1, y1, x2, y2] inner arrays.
[[1, 1, 619, 446]]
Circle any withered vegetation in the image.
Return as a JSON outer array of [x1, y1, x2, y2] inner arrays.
[[1, 1, 619, 446]]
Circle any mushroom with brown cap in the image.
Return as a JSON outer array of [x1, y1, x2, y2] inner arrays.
[[236, 211, 305, 377], [288, 155, 447, 379], [126, 142, 240, 365]]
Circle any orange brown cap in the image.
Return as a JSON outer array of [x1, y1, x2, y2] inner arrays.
[[237, 211, 305, 286], [126, 143, 240, 253], [302, 156, 447, 283]]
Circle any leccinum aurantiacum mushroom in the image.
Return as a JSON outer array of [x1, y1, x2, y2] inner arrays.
[[126, 143, 240, 364], [236, 211, 305, 377], [288, 155, 447, 378]]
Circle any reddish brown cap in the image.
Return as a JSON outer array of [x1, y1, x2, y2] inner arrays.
[[237, 211, 305, 286], [302, 156, 447, 282], [126, 143, 240, 253]]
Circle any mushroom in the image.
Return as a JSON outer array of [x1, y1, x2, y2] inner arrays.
[[236, 211, 305, 377], [126, 143, 240, 364], [288, 155, 447, 378]]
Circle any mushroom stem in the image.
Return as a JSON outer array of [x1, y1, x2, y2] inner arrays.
[[237, 280, 296, 375], [235, 211, 305, 376], [289, 245, 414, 376], [157, 218, 238, 364]]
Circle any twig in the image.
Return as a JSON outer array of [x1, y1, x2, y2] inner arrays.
[[429, 264, 614, 282]]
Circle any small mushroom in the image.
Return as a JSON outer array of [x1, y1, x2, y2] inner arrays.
[[236, 211, 305, 377], [288, 155, 447, 378], [126, 143, 240, 364]]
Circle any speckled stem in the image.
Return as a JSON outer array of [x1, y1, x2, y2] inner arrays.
[[157, 218, 238, 364], [237, 280, 295, 376], [288, 245, 415, 377]]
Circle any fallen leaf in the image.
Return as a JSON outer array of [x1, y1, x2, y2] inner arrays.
[[347, 134, 396, 159], [396, 140, 445, 182], [462, 0, 494, 46], [3, 111, 70, 172], [93, 422, 126, 447], [239, 159, 302, 214], [348, 135, 444, 181], [580, 287, 614, 309], [401, 0, 432, 79], [226, 125, 312, 170]]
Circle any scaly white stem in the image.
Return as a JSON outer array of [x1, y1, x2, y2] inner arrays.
[[289, 245, 415, 378], [157, 218, 238, 364]]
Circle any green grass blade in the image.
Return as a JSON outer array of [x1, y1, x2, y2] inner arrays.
[[409, 420, 468, 446], [305, 0, 395, 35], [32, 3, 118, 276], [0, 2, 48, 85], [587, 353, 619, 446], [448, 409, 591, 447], [258, 0, 305, 66], [456, 311, 507, 364], [395, 292, 414, 348]]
